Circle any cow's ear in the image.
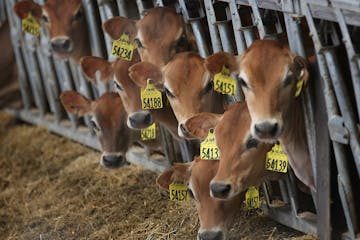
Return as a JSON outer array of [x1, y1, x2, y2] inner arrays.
[[156, 163, 192, 191], [184, 112, 223, 139], [293, 55, 309, 88], [60, 91, 91, 116], [102, 16, 138, 40], [80, 56, 114, 84], [14, 0, 42, 20], [205, 52, 242, 77], [129, 62, 164, 91]]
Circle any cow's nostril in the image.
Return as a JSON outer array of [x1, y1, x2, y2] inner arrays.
[[210, 182, 231, 199], [144, 113, 152, 125], [198, 230, 224, 240], [51, 38, 72, 52], [102, 155, 124, 168], [180, 123, 187, 135], [254, 122, 279, 138]]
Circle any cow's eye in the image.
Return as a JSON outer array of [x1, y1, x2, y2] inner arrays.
[[134, 38, 143, 48], [72, 9, 83, 21], [113, 81, 123, 91], [42, 14, 49, 23], [187, 188, 195, 200], [165, 87, 175, 98], [283, 75, 293, 88], [203, 81, 213, 94], [90, 120, 100, 132], [239, 78, 249, 89], [246, 138, 258, 149]]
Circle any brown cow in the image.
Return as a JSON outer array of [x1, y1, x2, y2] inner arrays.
[[184, 102, 280, 200], [79, 54, 180, 138], [14, 0, 90, 62], [60, 91, 162, 168], [128, 52, 224, 138], [157, 157, 243, 240], [103, 7, 195, 67], [205, 40, 315, 191]]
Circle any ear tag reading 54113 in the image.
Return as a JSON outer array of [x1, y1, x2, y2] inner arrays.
[[22, 13, 40, 37], [245, 187, 260, 210], [200, 128, 220, 160], [111, 33, 137, 61], [213, 66, 236, 96], [141, 123, 156, 141], [141, 79, 163, 110], [169, 180, 189, 201], [265, 143, 288, 173], [294, 78, 304, 97]]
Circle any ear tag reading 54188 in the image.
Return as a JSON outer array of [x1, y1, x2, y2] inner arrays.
[[169, 180, 189, 201], [294, 78, 304, 97], [22, 13, 40, 37], [111, 33, 137, 61], [141, 79, 163, 110], [265, 143, 288, 173], [213, 66, 236, 96], [141, 123, 156, 141], [245, 187, 260, 210], [200, 128, 220, 160]]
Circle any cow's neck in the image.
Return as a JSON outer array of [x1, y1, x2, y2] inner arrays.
[[279, 97, 315, 191], [212, 92, 226, 114]]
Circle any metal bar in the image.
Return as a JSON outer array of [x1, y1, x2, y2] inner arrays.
[[159, 124, 177, 165], [217, 21, 234, 53], [190, 21, 209, 57], [204, 0, 223, 52], [229, 0, 247, 54], [248, 0, 266, 39]]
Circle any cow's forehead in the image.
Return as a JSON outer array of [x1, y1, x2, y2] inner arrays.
[[44, 0, 82, 13], [93, 93, 125, 126]]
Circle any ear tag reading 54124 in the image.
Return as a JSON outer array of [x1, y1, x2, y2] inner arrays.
[[245, 187, 260, 210], [213, 65, 236, 96], [111, 33, 137, 61], [141, 123, 156, 141], [169, 180, 189, 201], [294, 78, 304, 97], [141, 79, 163, 110], [22, 13, 40, 37], [265, 143, 288, 173], [200, 128, 220, 160]]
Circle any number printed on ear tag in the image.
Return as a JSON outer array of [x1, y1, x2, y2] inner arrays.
[[141, 123, 156, 141], [200, 128, 220, 160], [245, 187, 260, 210], [265, 143, 288, 173], [213, 65, 236, 96], [22, 13, 40, 37], [141, 79, 163, 110], [294, 78, 304, 97], [111, 33, 137, 61], [169, 181, 189, 201]]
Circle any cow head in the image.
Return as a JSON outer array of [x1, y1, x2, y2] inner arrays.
[[60, 91, 129, 168], [185, 102, 279, 200], [129, 52, 223, 138], [157, 157, 243, 240], [103, 7, 194, 67], [206, 40, 309, 142], [14, 0, 90, 62]]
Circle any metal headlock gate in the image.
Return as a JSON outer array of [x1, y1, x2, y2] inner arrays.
[[2, 0, 360, 239]]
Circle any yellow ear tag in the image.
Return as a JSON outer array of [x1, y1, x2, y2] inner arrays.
[[22, 13, 40, 37], [200, 128, 220, 160], [111, 33, 137, 61], [213, 65, 236, 96], [294, 78, 304, 97], [169, 180, 189, 201], [265, 143, 288, 173], [245, 187, 260, 210], [141, 123, 156, 141], [140, 79, 163, 110]]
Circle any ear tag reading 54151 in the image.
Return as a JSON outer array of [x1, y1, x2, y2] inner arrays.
[[265, 143, 288, 173], [200, 128, 220, 160], [245, 187, 260, 210], [294, 78, 304, 97], [141, 123, 156, 141], [169, 180, 189, 201], [213, 66, 236, 96], [111, 33, 137, 61], [141, 79, 163, 110], [22, 13, 40, 37]]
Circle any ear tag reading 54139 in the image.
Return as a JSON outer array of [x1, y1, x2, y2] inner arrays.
[[213, 66, 236, 96], [265, 143, 288, 173], [169, 180, 189, 201], [200, 128, 220, 160], [111, 33, 137, 61], [22, 13, 40, 37], [245, 187, 260, 210], [294, 78, 304, 97], [141, 123, 156, 141], [141, 79, 163, 110]]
